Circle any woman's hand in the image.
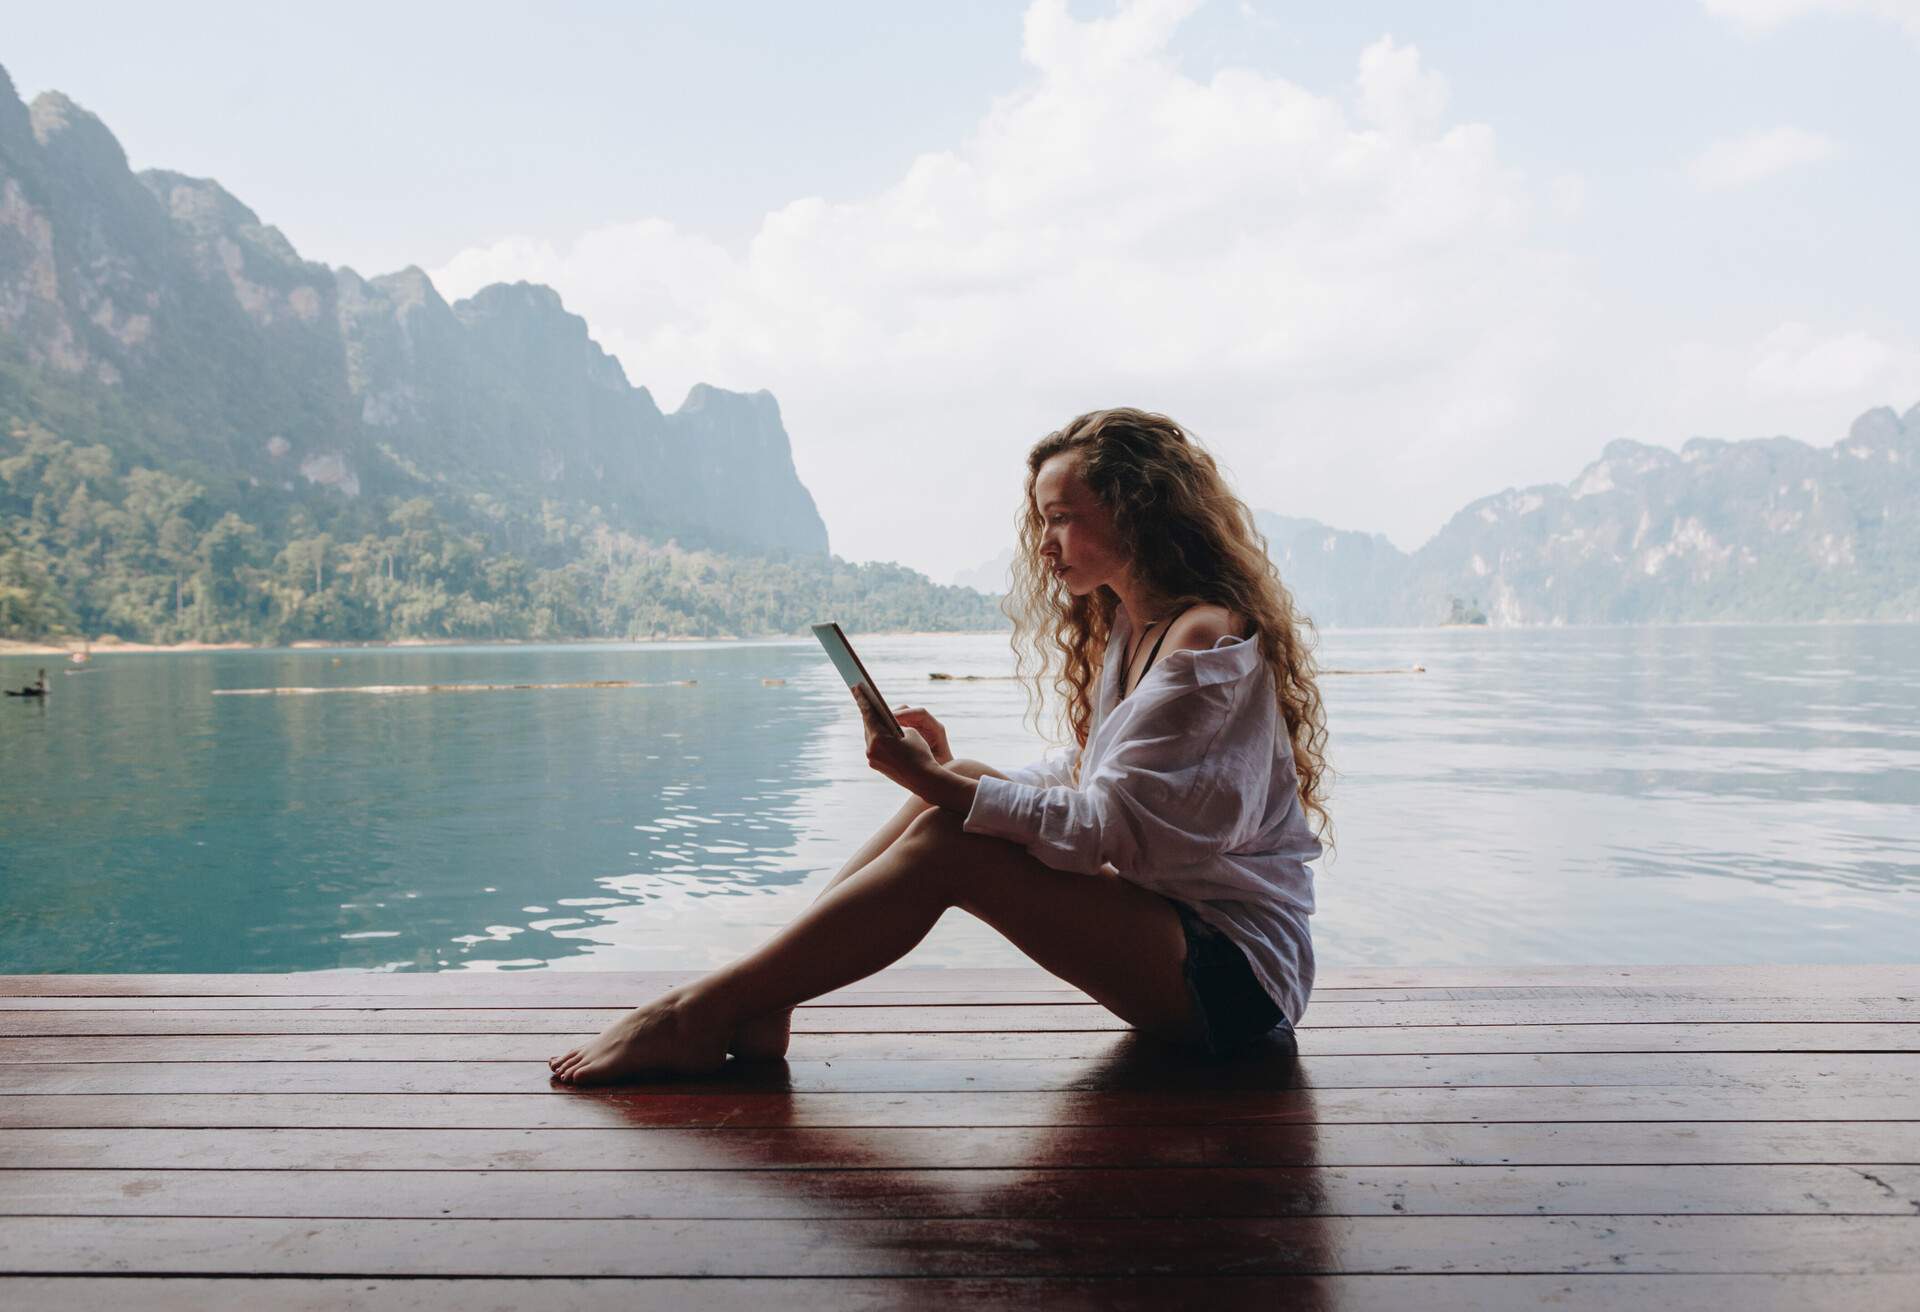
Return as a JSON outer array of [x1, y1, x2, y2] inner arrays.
[[851, 685, 946, 797], [893, 704, 952, 764]]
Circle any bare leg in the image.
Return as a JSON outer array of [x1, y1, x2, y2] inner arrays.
[[549, 805, 1204, 1085], [729, 759, 1005, 1060], [822, 758, 1005, 895]]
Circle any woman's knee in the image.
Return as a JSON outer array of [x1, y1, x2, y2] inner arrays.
[[894, 807, 976, 899], [901, 805, 968, 845], [893, 792, 935, 821]]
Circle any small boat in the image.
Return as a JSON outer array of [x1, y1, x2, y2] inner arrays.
[[6, 669, 49, 697]]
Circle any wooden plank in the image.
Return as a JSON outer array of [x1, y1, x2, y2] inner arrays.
[[1, 1164, 1913, 1220], [1287, 1000, 1920, 1026], [3, 1052, 1916, 1096], [2, 1275, 1914, 1312], [0, 971, 1063, 999], [1308, 964, 1920, 991], [0, 991, 1102, 1011], [14, 1120, 1919, 1170], [7, 998, 1919, 1036], [3, 1085, 1917, 1131], [2, 1214, 1917, 1276], [0, 1006, 1130, 1036], [5, 982, 1916, 1010], [4, 1022, 1915, 1064], [5, 964, 1913, 996]]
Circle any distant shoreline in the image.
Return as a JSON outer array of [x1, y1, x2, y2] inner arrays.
[[0, 631, 1015, 656], [4, 616, 1914, 658]]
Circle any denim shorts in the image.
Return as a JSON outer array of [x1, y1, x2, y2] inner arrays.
[[1167, 896, 1293, 1058]]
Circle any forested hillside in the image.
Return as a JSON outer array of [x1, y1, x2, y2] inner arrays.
[[0, 63, 1003, 643], [0, 424, 1002, 642]]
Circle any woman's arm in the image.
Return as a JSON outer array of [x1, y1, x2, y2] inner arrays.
[[961, 680, 1269, 878], [925, 769, 979, 816]]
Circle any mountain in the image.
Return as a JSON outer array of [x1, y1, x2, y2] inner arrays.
[[1254, 514, 1413, 629], [1400, 404, 1920, 624], [954, 403, 1920, 627], [1263, 402, 1920, 626], [9, 65, 1914, 637], [949, 546, 1015, 594], [0, 64, 826, 560], [0, 65, 1009, 645]]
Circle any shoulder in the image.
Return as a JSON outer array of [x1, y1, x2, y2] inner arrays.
[[1164, 603, 1248, 656]]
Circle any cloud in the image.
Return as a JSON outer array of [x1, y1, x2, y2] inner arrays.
[[1547, 171, 1587, 218], [1700, 0, 1920, 40], [1688, 126, 1838, 189], [1749, 323, 1897, 396], [1665, 322, 1920, 449], [1355, 34, 1450, 137], [432, 2, 1588, 575]]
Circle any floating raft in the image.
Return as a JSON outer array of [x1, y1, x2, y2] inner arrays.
[[212, 679, 698, 697], [0, 963, 1913, 1306]]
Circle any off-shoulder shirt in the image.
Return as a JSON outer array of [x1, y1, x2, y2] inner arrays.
[[962, 604, 1322, 1023]]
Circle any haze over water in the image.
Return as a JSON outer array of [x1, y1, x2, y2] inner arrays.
[[2, 623, 1915, 974]]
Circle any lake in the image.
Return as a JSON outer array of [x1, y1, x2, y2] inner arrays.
[[2, 623, 1915, 975]]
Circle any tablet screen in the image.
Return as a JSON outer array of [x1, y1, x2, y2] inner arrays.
[[811, 621, 904, 738]]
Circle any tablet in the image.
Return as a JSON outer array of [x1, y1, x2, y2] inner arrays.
[[811, 621, 904, 738]]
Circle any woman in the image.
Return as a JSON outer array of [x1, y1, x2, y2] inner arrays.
[[549, 407, 1331, 1084]]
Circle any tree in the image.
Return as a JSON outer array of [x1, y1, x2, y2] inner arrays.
[[0, 524, 75, 638]]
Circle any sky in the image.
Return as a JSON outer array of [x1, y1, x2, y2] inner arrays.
[[8, 0, 1919, 583]]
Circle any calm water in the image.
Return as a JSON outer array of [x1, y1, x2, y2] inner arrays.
[[1, 624, 1916, 974]]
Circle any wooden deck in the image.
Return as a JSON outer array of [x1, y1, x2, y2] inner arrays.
[[0, 964, 1915, 1309]]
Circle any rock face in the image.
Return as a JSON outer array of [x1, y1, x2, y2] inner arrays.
[[956, 403, 1920, 626], [0, 65, 827, 558], [1255, 513, 1412, 629], [1262, 403, 1920, 626]]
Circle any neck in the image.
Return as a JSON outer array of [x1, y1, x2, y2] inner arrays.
[[1112, 576, 1174, 629]]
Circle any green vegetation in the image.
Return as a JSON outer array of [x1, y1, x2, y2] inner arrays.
[[0, 423, 1005, 645]]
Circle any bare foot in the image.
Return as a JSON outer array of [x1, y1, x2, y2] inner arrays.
[[546, 993, 729, 1086], [729, 1008, 793, 1061]]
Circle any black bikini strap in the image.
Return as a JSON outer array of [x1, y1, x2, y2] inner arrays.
[[1139, 604, 1191, 678], [1123, 603, 1193, 699]]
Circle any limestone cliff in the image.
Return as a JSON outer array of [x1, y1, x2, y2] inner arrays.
[[0, 64, 827, 559]]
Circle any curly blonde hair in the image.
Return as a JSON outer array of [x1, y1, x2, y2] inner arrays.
[[1004, 407, 1333, 843]]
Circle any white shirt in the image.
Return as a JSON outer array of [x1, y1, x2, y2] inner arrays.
[[962, 604, 1322, 1023]]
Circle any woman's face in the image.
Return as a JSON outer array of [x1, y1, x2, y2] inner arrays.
[[1033, 452, 1131, 599]]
